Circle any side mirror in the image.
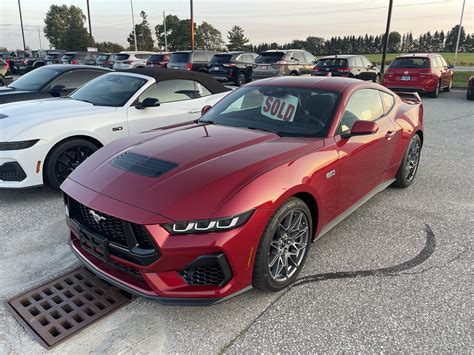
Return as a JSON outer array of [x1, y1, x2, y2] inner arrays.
[[342, 120, 379, 139], [49, 84, 66, 97], [201, 105, 212, 115], [136, 97, 160, 109]]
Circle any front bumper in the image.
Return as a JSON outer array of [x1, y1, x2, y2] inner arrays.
[[62, 179, 273, 304], [0, 141, 49, 188]]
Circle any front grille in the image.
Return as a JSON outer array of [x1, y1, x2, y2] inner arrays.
[[179, 253, 232, 287], [180, 265, 226, 286], [0, 162, 27, 182], [67, 197, 160, 266]]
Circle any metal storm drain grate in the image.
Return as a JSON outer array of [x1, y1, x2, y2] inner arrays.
[[6, 268, 130, 349]]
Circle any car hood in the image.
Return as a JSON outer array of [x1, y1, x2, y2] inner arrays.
[[67, 124, 324, 221], [0, 98, 116, 141]]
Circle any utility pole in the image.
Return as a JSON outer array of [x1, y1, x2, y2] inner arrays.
[[17, 0, 27, 51], [163, 11, 168, 52], [130, 0, 138, 51], [380, 0, 393, 82], [190, 0, 194, 51], [38, 26, 42, 50], [453, 0, 466, 67], [86, 0, 93, 46]]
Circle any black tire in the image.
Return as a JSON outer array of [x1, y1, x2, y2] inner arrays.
[[234, 71, 247, 86], [443, 77, 453, 92], [429, 80, 440, 98], [0, 76, 5, 87], [393, 134, 422, 188], [253, 197, 312, 292], [289, 71, 298, 76], [373, 74, 381, 84], [44, 138, 100, 190]]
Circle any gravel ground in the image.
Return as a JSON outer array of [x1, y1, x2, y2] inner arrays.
[[0, 90, 472, 353]]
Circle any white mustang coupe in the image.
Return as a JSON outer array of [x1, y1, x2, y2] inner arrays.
[[0, 69, 231, 189]]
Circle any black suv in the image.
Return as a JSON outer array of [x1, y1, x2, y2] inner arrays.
[[167, 50, 217, 73], [208, 52, 258, 86], [312, 55, 380, 83]]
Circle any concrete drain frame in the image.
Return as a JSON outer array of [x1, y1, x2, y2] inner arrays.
[[5, 268, 131, 349]]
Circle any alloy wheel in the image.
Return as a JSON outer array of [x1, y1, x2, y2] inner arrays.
[[268, 209, 309, 282], [54, 145, 95, 183], [405, 139, 420, 182], [237, 72, 246, 86]]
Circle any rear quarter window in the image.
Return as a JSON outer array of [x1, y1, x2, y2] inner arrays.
[[379, 91, 395, 114], [170, 53, 190, 63]]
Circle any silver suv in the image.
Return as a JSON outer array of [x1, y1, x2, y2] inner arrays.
[[113, 51, 155, 69], [253, 49, 316, 80]]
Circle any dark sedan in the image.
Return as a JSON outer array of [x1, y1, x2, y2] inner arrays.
[[0, 65, 111, 105]]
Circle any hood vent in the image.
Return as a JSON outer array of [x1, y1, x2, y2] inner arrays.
[[111, 152, 178, 178]]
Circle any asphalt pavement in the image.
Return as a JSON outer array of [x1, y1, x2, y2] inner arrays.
[[0, 90, 472, 353]]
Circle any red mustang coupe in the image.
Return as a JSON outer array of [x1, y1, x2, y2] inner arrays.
[[61, 77, 423, 305]]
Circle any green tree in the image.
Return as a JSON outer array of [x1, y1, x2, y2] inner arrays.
[[197, 22, 224, 50], [387, 31, 401, 52], [127, 11, 154, 51], [444, 25, 465, 52], [44, 5, 91, 50], [227, 26, 250, 51], [155, 16, 196, 51], [96, 41, 125, 53]]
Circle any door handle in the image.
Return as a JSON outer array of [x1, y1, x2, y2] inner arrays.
[[188, 109, 201, 114], [385, 131, 396, 139]]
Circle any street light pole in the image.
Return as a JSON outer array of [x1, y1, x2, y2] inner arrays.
[[380, 0, 393, 82], [130, 0, 138, 51], [163, 11, 168, 52], [453, 0, 466, 67], [86, 0, 93, 46], [190, 0, 194, 51], [17, 0, 27, 51]]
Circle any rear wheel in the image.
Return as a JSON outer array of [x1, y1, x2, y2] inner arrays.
[[393, 134, 421, 188], [234, 71, 247, 86], [253, 197, 312, 291], [467, 87, 474, 100], [44, 138, 100, 190], [429, 80, 440, 98]]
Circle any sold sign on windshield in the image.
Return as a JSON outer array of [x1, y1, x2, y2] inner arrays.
[[261, 95, 298, 122]]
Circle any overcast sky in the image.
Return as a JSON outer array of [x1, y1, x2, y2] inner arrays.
[[1, 0, 472, 50]]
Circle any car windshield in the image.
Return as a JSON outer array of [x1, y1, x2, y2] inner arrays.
[[316, 58, 348, 68], [62, 54, 75, 60], [44, 54, 59, 60], [390, 57, 430, 68], [210, 54, 233, 64], [148, 54, 164, 62], [8, 67, 60, 91], [115, 54, 130, 61], [256, 52, 285, 63], [200, 85, 339, 137], [169, 53, 191, 63], [97, 54, 110, 61], [70, 73, 147, 107]]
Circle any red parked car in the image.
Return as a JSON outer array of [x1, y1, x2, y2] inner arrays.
[[383, 53, 453, 98], [146, 53, 172, 68], [61, 77, 424, 305]]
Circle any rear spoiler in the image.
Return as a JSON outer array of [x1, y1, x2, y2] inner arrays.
[[396, 92, 422, 105]]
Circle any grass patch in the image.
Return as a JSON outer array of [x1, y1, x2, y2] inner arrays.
[[453, 71, 472, 89]]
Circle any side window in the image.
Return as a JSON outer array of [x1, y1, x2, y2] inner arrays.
[[292, 51, 305, 62], [193, 52, 206, 62], [338, 89, 384, 133], [50, 70, 103, 90], [304, 52, 315, 63], [235, 55, 244, 62], [379, 91, 394, 114], [440, 57, 448, 67], [353, 56, 364, 67], [139, 79, 211, 104], [361, 56, 372, 67]]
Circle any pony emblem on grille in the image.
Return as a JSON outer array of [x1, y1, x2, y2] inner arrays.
[[89, 210, 106, 224]]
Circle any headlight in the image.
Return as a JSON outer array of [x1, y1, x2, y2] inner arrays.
[[162, 209, 254, 235], [0, 139, 39, 151]]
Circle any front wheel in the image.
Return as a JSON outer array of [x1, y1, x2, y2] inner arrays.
[[373, 74, 381, 84], [253, 198, 312, 291], [393, 134, 421, 188], [44, 138, 99, 190]]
